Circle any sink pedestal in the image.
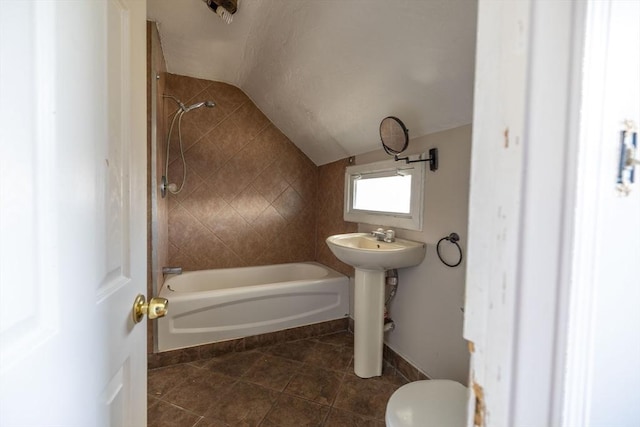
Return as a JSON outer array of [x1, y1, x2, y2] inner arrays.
[[325, 233, 426, 379], [353, 269, 385, 378]]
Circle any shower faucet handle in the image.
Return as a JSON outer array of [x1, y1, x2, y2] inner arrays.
[[162, 267, 182, 275]]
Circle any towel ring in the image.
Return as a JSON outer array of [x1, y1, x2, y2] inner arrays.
[[436, 233, 463, 268]]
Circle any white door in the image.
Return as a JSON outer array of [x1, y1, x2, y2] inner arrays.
[[563, 1, 640, 425], [0, 1, 147, 426]]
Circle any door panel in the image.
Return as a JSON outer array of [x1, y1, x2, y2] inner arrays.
[[0, 1, 147, 425], [98, 0, 148, 425], [0, 1, 60, 374], [100, 362, 129, 427]]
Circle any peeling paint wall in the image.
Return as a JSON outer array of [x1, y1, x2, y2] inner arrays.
[[463, 0, 530, 425]]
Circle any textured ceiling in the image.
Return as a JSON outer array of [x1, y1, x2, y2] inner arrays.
[[148, 0, 477, 165]]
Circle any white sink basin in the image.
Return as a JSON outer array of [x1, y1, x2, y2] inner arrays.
[[326, 233, 426, 271]]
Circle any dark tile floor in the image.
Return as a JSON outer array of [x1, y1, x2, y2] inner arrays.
[[148, 331, 409, 426]]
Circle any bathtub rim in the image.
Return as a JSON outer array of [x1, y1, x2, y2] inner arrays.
[[160, 261, 346, 296]]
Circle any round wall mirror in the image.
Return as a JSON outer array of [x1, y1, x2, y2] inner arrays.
[[380, 116, 409, 155]]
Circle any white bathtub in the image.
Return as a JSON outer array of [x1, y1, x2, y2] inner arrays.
[[156, 262, 349, 352]]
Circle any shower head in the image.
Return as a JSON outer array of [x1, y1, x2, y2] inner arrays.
[[184, 100, 216, 112]]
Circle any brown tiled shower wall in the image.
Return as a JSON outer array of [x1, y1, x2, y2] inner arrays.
[[160, 73, 355, 273], [316, 159, 358, 275]]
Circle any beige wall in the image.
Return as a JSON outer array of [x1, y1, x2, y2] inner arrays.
[[355, 125, 472, 384]]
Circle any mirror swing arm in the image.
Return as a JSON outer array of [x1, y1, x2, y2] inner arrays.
[[393, 148, 438, 171], [379, 116, 438, 171]]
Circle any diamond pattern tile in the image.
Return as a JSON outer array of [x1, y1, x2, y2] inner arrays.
[[161, 74, 354, 271], [316, 158, 358, 276]]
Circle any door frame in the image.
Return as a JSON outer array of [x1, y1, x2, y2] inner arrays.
[[466, 0, 639, 425]]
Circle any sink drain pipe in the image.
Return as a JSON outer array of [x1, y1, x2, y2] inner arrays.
[[384, 269, 398, 332]]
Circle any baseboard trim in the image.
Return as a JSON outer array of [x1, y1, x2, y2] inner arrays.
[[148, 318, 348, 369]]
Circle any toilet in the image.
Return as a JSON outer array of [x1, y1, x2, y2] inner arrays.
[[385, 379, 468, 426]]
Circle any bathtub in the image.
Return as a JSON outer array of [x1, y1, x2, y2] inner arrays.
[[156, 262, 349, 352]]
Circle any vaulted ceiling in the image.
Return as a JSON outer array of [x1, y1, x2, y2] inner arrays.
[[147, 0, 477, 165]]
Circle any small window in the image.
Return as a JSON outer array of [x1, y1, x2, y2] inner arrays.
[[344, 159, 425, 230]]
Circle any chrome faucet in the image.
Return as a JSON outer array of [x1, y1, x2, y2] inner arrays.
[[371, 228, 386, 241], [371, 228, 396, 243], [162, 267, 182, 275]]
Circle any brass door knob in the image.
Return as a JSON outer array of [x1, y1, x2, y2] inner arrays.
[[132, 294, 168, 324]]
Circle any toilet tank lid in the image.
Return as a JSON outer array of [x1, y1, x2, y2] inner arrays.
[[385, 380, 468, 427]]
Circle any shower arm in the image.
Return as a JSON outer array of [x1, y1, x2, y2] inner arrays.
[[163, 94, 186, 112]]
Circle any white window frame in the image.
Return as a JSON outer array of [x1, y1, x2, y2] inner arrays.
[[344, 159, 425, 230]]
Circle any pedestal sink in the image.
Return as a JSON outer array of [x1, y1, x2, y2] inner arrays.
[[326, 233, 426, 378]]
